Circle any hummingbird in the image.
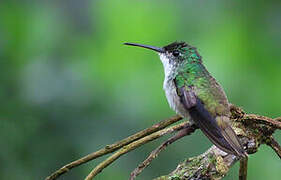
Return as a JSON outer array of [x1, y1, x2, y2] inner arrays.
[[124, 41, 246, 157]]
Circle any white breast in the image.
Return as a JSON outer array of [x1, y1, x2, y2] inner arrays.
[[159, 54, 190, 118]]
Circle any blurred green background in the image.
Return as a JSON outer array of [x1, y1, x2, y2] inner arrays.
[[0, 0, 280, 179]]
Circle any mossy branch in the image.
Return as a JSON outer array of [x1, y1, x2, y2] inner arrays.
[[85, 122, 191, 180], [154, 105, 281, 180], [45, 105, 280, 180], [45, 115, 183, 180]]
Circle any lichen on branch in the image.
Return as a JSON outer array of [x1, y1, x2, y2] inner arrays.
[[154, 106, 280, 180], [45, 105, 280, 180]]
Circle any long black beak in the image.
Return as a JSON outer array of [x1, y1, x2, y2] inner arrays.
[[124, 42, 165, 53]]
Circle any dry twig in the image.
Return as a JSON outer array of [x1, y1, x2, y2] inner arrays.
[[46, 105, 280, 180], [243, 114, 281, 129], [266, 136, 281, 159], [154, 106, 280, 180], [239, 157, 248, 180], [46, 115, 182, 180], [85, 122, 189, 180], [130, 124, 198, 180]]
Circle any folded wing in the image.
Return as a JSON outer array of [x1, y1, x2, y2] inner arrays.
[[178, 86, 246, 157]]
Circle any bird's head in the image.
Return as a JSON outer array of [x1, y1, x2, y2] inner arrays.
[[124, 41, 202, 75]]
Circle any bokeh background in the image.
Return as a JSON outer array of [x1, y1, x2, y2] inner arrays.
[[1, 0, 280, 179]]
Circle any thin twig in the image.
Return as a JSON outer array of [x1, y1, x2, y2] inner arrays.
[[239, 157, 248, 180], [244, 114, 281, 129], [275, 117, 281, 122], [266, 136, 281, 159], [154, 106, 280, 180], [45, 115, 182, 180], [85, 122, 189, 180], [46, 106, 280, 180], [130, 124, 197, 180]]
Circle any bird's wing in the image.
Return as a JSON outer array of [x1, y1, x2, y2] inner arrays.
[[175, 84, 246, 157]]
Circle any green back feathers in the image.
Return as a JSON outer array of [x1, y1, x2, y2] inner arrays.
[[174, 60, 228, 116]]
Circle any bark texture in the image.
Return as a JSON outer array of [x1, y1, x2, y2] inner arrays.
[[154, 105, 280, 180]]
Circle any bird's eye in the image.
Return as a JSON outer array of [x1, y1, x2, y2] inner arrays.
[[172, 50, 180, 57]]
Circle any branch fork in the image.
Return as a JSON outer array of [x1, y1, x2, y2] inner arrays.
[[45, 105, 281, 180]]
